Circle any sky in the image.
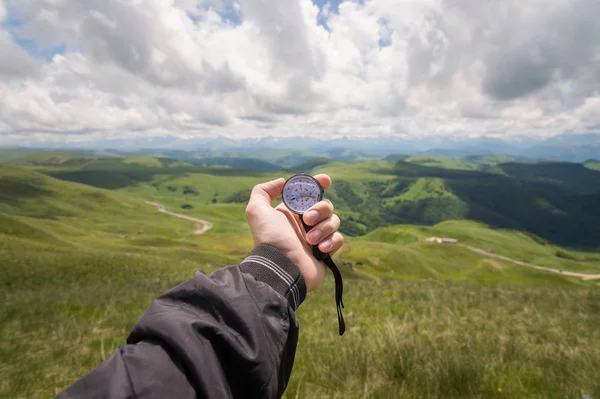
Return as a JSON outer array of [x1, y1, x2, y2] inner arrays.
[[0, 0, 599, 146]]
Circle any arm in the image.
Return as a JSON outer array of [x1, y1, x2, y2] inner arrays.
[[56, 175, 343, 399], [58, 245, 306, 398]]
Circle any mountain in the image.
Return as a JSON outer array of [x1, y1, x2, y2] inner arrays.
[[523, 133, 600, 162], [4, 133, 599, 164]]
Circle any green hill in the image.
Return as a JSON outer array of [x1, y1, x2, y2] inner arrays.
[[4, 151, 98, 167], [395, 154, 536, 171], [356, 221, 600, 275], [7, 154, 600, 247], [404, 156, 475, 170], [498, 162, 600, 194], [195, 156, 281, 171], [14, 154, 600, 248], [585, 159, 600, 171], [1, 162, 600, 398], [302, 160, 600, 248], [43, 157, 264, 190]]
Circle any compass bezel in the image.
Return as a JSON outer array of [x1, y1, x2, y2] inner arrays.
[[282, 174, 324, 215]]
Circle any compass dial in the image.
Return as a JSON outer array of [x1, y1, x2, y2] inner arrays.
[[282, 175, 323, 214]]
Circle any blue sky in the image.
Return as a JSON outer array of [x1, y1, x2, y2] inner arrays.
[[2, 4, 65, 61]]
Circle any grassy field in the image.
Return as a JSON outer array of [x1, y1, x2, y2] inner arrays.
[[585, 160, 600, 171], [1, 159, 600, 398], [404, 156, 476, 170]]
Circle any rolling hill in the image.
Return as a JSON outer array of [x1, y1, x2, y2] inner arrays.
[[7, 152, 600, 248], [585, 160, 600, 171], [2, 160, 600, 398], [302, 160, 600, 248]]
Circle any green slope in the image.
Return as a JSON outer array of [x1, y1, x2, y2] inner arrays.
[[403, 154, 536, 171], [10, 154, 600, 248], [498, 162, 600, 194], [585, 160, 600, 171], [2, 164, 600, 398], [356, 221, 600, 275], [4, 151, 98, 167], [297, 160, 600, 248], [405, 156, 475, 170]]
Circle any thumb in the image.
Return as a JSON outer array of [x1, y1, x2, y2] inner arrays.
[[247, 178, 285, 213]]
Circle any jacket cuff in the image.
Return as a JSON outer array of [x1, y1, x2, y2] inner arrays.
[[239, 244, 307, 311]]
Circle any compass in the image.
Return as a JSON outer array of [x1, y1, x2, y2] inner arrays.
[[281, 174, 346, 336], [282, 174, 324, 215]]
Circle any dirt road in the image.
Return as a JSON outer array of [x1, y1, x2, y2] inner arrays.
[[464, 245, 600, 281], [146, 201, 213, 235]]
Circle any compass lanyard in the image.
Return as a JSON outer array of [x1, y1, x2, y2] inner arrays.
[[301, 218, 345, 336]]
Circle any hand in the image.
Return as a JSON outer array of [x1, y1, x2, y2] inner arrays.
[[245, 175, 344, 292]]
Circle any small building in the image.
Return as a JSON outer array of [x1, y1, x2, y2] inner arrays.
[[425, 237, 458, 244]]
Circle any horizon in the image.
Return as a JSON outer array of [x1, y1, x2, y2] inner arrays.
[[2, 133, 600, 164]]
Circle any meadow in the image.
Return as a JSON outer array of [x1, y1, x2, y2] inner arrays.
[[1, 154, 600, 398]]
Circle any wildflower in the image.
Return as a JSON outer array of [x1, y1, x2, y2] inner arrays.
[[498, 388, 502, 392]]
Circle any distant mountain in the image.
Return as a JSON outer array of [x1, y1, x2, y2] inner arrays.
[[524, 134, 600, 162], [3, 132, 599, 167], [5, 133, 600, 170]]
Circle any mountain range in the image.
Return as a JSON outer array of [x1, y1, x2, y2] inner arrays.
[[3, 133, 599, 164]]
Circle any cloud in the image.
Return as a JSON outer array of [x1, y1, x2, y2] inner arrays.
[[481, 0, 600, 101], [0, 0, 599, 145], [0, 0, 38, 78], [0, 31, 38, 78]]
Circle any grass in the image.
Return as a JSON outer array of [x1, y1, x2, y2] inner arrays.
[[357, 221, 600, 275], [585, 160, 600, 171], [405, 156, 475, 170], [290, 279, 600, 398], [2, 160, 600, 398], [397, 178, 455, 201], [15, 153, 600, 247]]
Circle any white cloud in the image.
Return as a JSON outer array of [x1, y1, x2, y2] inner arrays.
[[0, 0, 599, 145]]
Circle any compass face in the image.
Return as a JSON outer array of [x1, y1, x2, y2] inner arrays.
[[282, 175, 323, 214]]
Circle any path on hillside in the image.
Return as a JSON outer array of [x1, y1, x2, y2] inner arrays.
[[462, 245, 600, 281], [146, 201, 213, 235]]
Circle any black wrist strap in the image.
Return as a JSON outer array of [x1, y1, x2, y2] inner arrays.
[[302, 217, 346, 336]]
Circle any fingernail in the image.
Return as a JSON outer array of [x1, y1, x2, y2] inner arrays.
[[304, 210, 319, 224], [308, 229, 322, 243], [321, 238, 333, 251]]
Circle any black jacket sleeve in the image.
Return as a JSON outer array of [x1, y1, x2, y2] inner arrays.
[[56, 244, 307, 399]]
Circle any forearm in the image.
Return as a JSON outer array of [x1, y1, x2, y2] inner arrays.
[[57, 244, 306, 399]]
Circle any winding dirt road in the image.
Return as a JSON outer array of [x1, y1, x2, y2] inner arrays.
[[464, 245, 600, 281], [146, 201, 213, 235], [144, 205, 600, 281]]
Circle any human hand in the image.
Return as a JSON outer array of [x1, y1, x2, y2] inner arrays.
[[245, 175, 344, 292]]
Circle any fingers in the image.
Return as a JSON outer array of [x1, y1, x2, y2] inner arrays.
[[306, 214, 341, 245], [313, 174, 332, 190], [303, 199, 334, 226], [246, 178, 285, 217], [318, 232, 344, 254]]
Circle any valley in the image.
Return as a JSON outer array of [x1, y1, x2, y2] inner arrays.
[[1, 152, 599, 398]]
